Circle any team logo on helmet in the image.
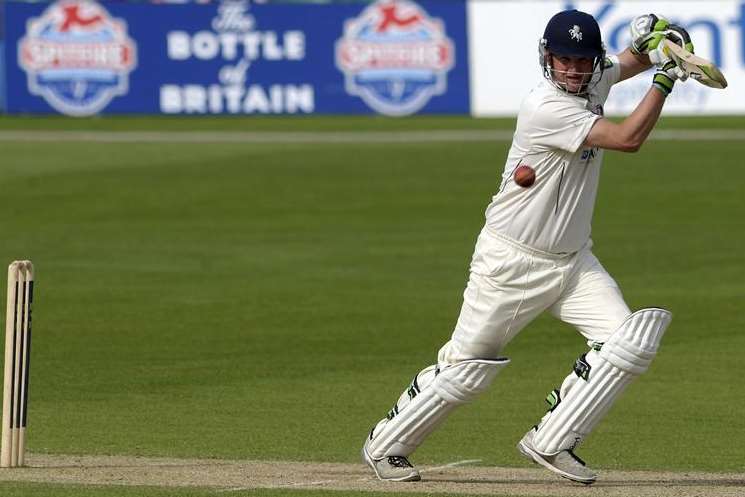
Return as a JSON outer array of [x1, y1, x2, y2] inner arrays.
[[569, 25, 583, 42], [18, 0, 137, 116], [335, 0, 454, 116]]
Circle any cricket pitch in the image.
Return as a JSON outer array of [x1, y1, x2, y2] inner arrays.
[[0, 454, 743, 497]]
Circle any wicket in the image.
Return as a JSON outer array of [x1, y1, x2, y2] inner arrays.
[[1, 261, 34, 468]]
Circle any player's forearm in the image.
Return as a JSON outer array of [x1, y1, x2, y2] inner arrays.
[[617, 48, 652, 82], [617, 85, 666, 151], [584, 84, 666, 153]]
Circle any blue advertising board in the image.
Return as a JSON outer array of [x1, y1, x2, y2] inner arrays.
[[0, 1, 5, 112], [3, 0, 470, 116]]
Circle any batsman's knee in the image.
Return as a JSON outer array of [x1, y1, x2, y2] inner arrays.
[[599, 307, 672, 375], [433, 358, 511, 404]]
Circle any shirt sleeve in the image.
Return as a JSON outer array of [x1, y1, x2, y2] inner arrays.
[[595, 55, 621, 97], [524, 97, 601, 154]]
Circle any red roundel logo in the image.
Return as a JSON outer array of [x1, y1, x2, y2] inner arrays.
[[18, 0, 137, 116], [335, 0, 454, 116]]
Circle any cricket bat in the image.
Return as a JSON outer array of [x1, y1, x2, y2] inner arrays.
[[662, 38, 728, 89]]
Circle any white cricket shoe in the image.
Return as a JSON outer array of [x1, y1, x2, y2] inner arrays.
[[517, 428, 597, 485], [362, 438, 421, 482]]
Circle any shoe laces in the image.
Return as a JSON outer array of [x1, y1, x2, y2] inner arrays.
[[567, 450, 587, 467], [387, 456, 413, 468]]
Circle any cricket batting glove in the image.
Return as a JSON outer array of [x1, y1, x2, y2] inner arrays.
[[630, 14, 695, 56], [650, 55, 688, 97], [649, 43, 689, 97]]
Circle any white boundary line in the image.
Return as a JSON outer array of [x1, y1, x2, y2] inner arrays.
[[0, 130, 503, 143], [0, 129, 744, 144]]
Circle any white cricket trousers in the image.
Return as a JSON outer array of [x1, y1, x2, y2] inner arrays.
[[438, 226, 631, 365]]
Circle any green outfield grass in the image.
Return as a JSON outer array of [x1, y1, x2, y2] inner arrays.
[[1, 114, 745, 131], [0, 116, 744, 497]]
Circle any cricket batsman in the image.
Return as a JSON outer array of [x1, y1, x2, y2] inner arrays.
[[361, 10, 694, 484]]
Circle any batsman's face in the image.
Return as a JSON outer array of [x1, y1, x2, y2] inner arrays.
[[551, 55, 594, 93]]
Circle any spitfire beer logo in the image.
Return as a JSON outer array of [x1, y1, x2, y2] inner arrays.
[[335, 0, 454, 116], [18, 0, 137, 116]]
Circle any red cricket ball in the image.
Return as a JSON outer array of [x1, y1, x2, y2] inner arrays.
[[514, 165, 536, 188]]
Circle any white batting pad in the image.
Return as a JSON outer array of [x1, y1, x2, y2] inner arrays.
[[532, 308, 671, 455], [599, 307, 672, 375], [367, 358, 509, 459]]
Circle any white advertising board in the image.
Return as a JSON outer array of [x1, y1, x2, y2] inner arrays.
[[468, 0, 744, 115]]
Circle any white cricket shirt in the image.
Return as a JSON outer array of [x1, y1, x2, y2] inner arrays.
[[485, 56, 621, 255]]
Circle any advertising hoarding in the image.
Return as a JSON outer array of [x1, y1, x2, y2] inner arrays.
[[3, 0, 741, 117], [4, 0, 470, 116]]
